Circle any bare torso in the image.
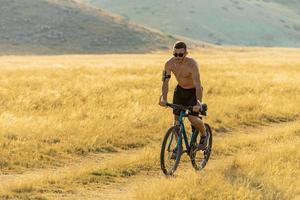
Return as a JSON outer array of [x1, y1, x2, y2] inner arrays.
[[168, 57, 195, 89]]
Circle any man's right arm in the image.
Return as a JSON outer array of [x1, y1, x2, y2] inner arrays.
[[159, 62, 171, 106]]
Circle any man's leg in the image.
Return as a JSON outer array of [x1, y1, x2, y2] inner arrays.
[[173, 114, 180, 139], [174, 115, 179, 125], [170, 115, 180, 159], [188, 115, 207, 136], [188, 115, 208, 150]]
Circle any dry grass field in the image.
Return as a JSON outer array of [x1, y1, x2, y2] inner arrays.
[[0, 47, 299, 199]]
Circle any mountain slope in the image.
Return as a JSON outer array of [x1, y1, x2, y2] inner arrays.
[[86, 0, 300, 47], [0, 0, 176, 55]]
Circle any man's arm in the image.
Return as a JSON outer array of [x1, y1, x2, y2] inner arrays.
[[191, 60, 203, 104], [159, 62, 171, 106]]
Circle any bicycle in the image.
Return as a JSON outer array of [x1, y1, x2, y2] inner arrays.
[[160, 102, 212, 176]]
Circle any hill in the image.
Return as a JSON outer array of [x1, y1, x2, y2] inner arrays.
[[0, 0, 176, 55], [86, 0, 300, 47]]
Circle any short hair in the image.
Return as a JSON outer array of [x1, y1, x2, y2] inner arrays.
[[173, 41, 187, 51]]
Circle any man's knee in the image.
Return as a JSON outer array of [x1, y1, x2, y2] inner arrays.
[[188, 116, 205, 131], [188, 115, 202, 125]]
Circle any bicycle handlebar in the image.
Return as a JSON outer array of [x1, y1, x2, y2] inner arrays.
[[166, 102, 208, 116]]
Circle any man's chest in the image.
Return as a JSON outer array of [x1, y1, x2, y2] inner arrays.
[[171, 63, 192, 78]]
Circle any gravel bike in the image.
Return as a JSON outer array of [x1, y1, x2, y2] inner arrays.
[[160, 103, 212, 176]]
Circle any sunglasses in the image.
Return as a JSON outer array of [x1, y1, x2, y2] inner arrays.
[[173, 53, 184, 57]]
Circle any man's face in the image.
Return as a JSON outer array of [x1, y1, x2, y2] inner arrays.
[[173, 48, 187, 61]]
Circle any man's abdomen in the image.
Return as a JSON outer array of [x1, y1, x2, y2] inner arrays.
[[175, 77, 194, 89]]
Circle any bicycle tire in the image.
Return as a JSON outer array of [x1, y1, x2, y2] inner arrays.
[[160, 126, 183, 176], [190, 123, 213, 170]]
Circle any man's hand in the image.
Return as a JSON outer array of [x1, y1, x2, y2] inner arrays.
[[192, 100, 202, 112], [159, 95, 167, 107]]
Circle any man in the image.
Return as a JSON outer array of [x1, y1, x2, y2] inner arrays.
[[158, 41, 208, 150]]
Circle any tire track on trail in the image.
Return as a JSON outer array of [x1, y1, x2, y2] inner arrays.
[[0, 143, 157, 193], [50, 120, 300, 200], [1, 120, 299, 199]]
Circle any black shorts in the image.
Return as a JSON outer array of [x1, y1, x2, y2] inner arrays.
[[172, 84, 199, 116]]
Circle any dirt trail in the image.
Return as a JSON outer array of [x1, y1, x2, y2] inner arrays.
[[0, 120, 299, 199], [44, 155, 236, 200], [0, 144, 155, 192], [66, 120, 300, 200]]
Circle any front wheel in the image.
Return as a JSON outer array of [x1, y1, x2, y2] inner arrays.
[[160, 126, 182, 176], [190, 123, 213, 170]]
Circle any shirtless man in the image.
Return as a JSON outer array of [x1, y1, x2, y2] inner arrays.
[[158, 41, 208, 150]]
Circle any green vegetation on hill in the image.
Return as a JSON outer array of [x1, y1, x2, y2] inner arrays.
[[0, 0, 175, 55], [87, 0, 300, 47]]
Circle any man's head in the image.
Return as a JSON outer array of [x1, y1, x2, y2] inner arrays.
[[173, 41, 188, 61]]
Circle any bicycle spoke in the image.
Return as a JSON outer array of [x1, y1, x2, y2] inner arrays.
[[167, 131, 175, 152]]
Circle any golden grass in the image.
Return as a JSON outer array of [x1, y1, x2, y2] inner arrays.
[[132, 122, 300, 200], [0, 145, 159, 199], [0, 47, 299, 199]]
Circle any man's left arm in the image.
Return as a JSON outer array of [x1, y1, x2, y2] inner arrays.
[[191, 60, 203, 106]]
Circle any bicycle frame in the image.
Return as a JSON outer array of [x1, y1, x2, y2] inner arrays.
[[176, 110, 199, 154]]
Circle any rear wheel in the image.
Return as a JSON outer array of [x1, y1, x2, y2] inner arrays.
[[190, 123, 212, 170], [160, 126, 182, 176]]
